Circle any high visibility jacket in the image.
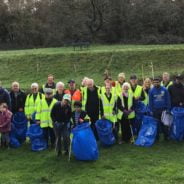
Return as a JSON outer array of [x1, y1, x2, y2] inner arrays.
[[36, 98, 57, 128], [65, 89, 81, 101], [143, 91, 149, 105], [25, 93, 45, 119], [101, 86, 117, 96], [130, 85, 143, 99], [117, 92, 135, 120], [82, 86, 101, 111], [115, 81, 123, 96], [100, 92, 117, 123], [42, 84, 56, 95], [161, 81, 173, 89]]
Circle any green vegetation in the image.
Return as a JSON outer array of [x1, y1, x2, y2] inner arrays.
[[0, 44, 184, 89], [1, 141, 184, 184]]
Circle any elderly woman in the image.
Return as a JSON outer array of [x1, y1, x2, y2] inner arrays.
[[115, 82, 135, 143], [25, 83, 44, 124], [10, 81, 26, 114], [54, 82, 66, 101]]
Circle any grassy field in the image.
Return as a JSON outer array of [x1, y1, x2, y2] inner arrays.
[[1, 140, 184, 184], [0, 44, 184, 184], [0, 44, 184, 89]]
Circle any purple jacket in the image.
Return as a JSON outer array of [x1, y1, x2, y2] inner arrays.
[[0, 110, 12, 133]]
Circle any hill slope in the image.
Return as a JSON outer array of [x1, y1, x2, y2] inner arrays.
[[0, 44, 184, 88]]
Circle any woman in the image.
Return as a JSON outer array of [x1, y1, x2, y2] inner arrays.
[[143, 78, 152, 105]]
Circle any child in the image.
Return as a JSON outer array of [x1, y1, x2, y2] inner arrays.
[[72, 101, 89, 127], [0, 103, 12, 148]]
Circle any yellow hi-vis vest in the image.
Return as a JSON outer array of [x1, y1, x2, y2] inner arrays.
[[117, 92, 135, 120], [115, 81, 123, 96], [82, 86, 101, 111], [100, 92, 117, 123], [130, 85, 143, 99], [36, 98, 57, 128], [161, 81, 173, 89], [143, 91, 149, 105], [25, 93, 45, 119]]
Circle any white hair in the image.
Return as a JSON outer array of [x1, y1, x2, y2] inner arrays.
[[12, 81, 20, 87], [31, 83, 39, 89], [56, 81, 65, 89], [122, 82, 130, 89]]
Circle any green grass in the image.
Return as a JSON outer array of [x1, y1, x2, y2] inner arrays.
[[0, 44, 184, 89], [1, 140, 184, 184]]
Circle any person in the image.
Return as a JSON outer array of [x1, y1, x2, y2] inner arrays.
[[143, 78, 152, 105], [101, 76, 115, 95], [36, 88, 57, 148], [0, 81, 11, 109], [115, 82, 135, 144], [168, 74, 184, 108], [25, 83, 45, 124], [100, 84, 118, 141], [51, 94, 72, 156], [9, 81, 26, 114], [0, 103, 12, 148], [71, 101, 89, 127], [65, 80, 82, 108], [149, 78, 171, 140], [129, 75, 145, 103], [82, 79, 101, 140], [161, 72, 173, 89], [115, 73, 126, 95], [54, 82, 66, 101], [40, 74, 56, 94]]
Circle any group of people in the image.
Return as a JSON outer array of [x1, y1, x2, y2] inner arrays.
[[0, 72, 184, 156]]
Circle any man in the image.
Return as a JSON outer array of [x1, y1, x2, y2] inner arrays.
[[10, 81, 26, 114], [51, 94, 72, 156], [54, 82, 66, 101], [149, 78, 171, 140], [65, 80, 81, 107], [129, 75, 145, 102], [41, 74, 56, 94], [82, 79, 101, 139], [161, 72, 173, 89], [25, 83, 44, 124], [36, 88, 57, 148], [0, 81, 11, 109], [115, 73, 126, 95], [100, 84, 118, 141], [168, 74, 184, 108]]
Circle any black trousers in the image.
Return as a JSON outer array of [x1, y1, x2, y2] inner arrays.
[[89, 115, 99, 140], [153, 110, 169, 140], [120, 117, 134, 142], [54, 122, 70, 153], [42, 127, 55, 147]]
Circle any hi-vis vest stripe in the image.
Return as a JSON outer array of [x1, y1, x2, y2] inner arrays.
[[25, 93, 45, 119], [117, 92, 135, 120], [101, 91, 117, 123], [36, 98, 57, 128]]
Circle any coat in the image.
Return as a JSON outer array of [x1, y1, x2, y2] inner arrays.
[[0, 109, 12, 133]]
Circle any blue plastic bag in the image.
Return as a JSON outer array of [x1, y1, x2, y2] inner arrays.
[[170, 107, 184, 141], [135, 116, 158, 147], [27, 124, 47, 151], [72, 122, 99, 161], [95, 119, 115, 146], [10, 136, 21, 148]]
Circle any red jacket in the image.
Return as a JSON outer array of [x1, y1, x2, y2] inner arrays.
[[0, 110, 12, 133]]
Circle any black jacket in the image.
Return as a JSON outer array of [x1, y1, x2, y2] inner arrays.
[[0, 88, 11, 109], [168, 83, 184, 108], [10, 90, 26, 113], [51, 102, 72, 124]]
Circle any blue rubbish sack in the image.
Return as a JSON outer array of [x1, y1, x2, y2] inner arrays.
[[31, 138, 47, 152], [10, 112, 28, 147], [170, 107, 184, 141], [135, 116, 158, 147], [10, 135, 21, 148], [72, 122, 99, 161], [95, 119, 115, 146], [27, 124, 47, 151], [27, 124, 43, 140]]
